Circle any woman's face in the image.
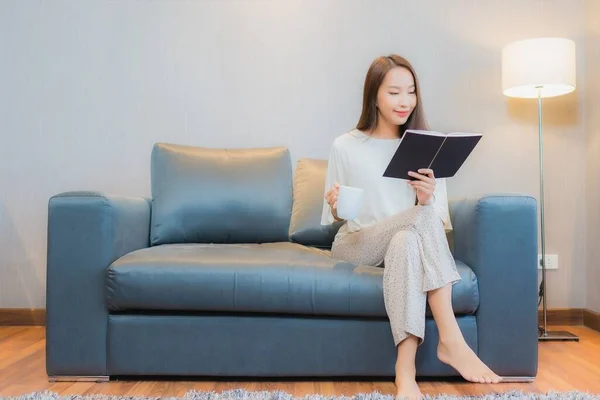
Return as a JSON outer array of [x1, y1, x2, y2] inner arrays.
[[376, 66, 417, 126]]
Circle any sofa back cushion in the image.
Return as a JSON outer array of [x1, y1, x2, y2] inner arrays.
[[289, 158, 343, 248], [150, 143, 293, 245]]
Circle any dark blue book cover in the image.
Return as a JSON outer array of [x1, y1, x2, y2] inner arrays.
[[383, 130, 482, 180]]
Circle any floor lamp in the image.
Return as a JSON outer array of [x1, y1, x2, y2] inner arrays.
[[502, 37, 579, 341]]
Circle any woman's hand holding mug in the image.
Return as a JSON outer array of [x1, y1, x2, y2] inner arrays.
[[325, 183, 341, 220], [326, 183, 365, 221]]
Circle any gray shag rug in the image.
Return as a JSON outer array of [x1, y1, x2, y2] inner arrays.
[[1, 389, 599, 400]]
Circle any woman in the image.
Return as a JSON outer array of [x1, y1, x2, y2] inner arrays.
[[321, 55, 502, 399]]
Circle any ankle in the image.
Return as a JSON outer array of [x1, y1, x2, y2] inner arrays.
[[395, 375, 417, 388], [438, 334, 465, 348], [395, 365, 416, 380]]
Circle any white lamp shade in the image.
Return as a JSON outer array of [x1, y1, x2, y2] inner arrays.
[[502, 38, 576, 98]]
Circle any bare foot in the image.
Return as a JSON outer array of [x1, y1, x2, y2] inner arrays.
[[437, 339, 502, 384], [395, 375, 423, 400]]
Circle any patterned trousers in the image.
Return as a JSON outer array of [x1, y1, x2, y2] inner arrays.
[[331, 204, 461, 347]]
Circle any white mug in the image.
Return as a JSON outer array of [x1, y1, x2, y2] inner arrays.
[[337, 185, 365, 220]]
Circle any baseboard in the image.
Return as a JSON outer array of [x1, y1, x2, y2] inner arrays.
[[0, 308, 598, 331], [0, 308, 46, 326], [538, 308, 584, 326], [583, 309, 600, 333]]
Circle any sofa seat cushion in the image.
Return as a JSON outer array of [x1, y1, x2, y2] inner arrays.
[[106, 242, 479, 317]]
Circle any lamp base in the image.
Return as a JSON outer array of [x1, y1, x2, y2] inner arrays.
[[538, 329, 579, 341]]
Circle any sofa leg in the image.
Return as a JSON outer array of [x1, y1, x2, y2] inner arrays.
[[48, 376, 109, 383]]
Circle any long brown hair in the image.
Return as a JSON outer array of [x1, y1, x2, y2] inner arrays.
[[356, 54, 428, 138]]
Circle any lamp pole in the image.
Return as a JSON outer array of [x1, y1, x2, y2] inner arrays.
[[537, 88, 578, 341], [537, 88, 548, 336]]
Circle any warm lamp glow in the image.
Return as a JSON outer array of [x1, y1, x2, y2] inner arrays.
[[502, 37, 576, 98]]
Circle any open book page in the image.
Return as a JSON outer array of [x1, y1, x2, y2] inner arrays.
[[406, 130, 447, 137], [405, 130, 482, 137], [446, 132, 483, 137]]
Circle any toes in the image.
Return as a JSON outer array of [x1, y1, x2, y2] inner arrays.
[[485, 374, 502, 384], [486, 373, 500, 384]]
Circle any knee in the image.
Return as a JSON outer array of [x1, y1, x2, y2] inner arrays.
[[415, 204, 436, 218], [412, 205, 441, 232], [385, 230, 420, 270], [389, 230, 419, 250]]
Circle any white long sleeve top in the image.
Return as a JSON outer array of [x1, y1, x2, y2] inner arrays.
[[320, 129, 452, 236]]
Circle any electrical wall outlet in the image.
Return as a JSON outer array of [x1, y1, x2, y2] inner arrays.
[[538, 254, 558, 270]]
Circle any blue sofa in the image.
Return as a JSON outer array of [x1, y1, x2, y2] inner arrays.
[[45, 143, 538, 382]]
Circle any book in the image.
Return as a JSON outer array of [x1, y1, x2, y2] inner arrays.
[[382, 129, 482, 180]]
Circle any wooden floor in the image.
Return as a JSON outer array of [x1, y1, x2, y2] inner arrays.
[[1, 326, 599, 397]]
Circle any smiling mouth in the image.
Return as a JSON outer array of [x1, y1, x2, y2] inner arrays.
[[395, 111, 409, 117]]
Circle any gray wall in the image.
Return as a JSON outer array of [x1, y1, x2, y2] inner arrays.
[[586, 0, 600, 314], [0, 0, 591, 310]]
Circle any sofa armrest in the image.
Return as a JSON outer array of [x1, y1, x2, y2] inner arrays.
[[46, 191, 150, 376], [449, 195, 538, 377]]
